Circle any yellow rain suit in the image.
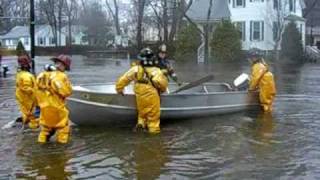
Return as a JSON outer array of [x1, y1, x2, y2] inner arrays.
[[36, 70, 72, 143], [116, 65, 168, 133], [15, 70, 39, 129], [249, 62, 276, 112]]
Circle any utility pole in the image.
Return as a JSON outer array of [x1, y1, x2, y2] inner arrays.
[[30, 0, 35, 73]]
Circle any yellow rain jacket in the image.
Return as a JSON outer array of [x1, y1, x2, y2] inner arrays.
[[249, 62, 276, 112], [116, 65, 168, 133], [15, 70, 38, 128], [36, 70, 72, 143]]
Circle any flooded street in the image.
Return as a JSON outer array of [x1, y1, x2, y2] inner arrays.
[[1, 56, 320, 179]]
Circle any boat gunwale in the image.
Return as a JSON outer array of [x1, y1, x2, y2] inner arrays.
[[67, 97, 260, 110], [72, 83, 255, 96]]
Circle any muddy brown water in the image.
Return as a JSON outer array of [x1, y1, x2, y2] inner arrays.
[[1, 56, 320, 179]]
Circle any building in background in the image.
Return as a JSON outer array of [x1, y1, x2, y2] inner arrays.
[[61, 25, 88, 46], [304, 0, 320, 48], [228, 0, 306, 51], [0, 25, 66, 51], [188, 0, 306, 52]]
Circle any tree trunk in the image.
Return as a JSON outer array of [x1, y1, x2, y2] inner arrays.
[[136, 0, 146, 50], [68, 16, 72, 46], [114, 0, 121, 35], [204, 24, 209, 63], [163, 0, 168, 43], [204, 0, 213, 63]]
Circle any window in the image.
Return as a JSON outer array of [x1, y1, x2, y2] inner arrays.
[[274, 0, 282, 10], [12, 39, 18, 45], [274, 0, 278, 9], [24, 37, 29, 45], [81, 36, 88, 43], [250, 21, 264, 41], [232, 0, 246, 8], [38, 37, 44, 45], [235, 22, 246, 41], [250, 0, 264, 2], [289, 0, 296, 12], [72, 37, 76, 44], [49, 37, 56, 45], [273, 22, 279, 41]]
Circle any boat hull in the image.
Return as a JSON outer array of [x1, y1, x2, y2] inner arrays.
[[67, 83, 260, 126]]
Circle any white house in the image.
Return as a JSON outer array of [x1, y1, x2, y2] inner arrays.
[[0, 25, 67, 51], [228, 0, 306, 50], [61, 25, 89, 45], [306, 26, 320, 49], [188, 0, 306, 52]]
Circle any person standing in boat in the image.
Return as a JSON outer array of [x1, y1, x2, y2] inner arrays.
[[15, 55, 39, 129], [116, 48, 168, 133], [157, 44, 181, 86], [248, 51, 276, 113], [36, 55, 73, 144]]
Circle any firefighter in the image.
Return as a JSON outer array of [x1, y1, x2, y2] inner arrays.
[[116, 48, 168, 133], [37, 55, 72, 143], [15, 55, 39, 129], [248, 51, 276, 113]]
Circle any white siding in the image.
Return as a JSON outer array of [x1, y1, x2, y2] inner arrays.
[[229, 0, 305, 50]]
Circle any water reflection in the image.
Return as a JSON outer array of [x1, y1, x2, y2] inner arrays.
[[15, 135, 72, 179], [253, 113, 275, 145], [134, 134, 168, 180]]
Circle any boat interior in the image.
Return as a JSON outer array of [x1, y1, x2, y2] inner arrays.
[[73, 83, 235, 95]]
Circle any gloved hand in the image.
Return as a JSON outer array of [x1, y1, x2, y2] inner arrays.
[[171, 75, 178, 83], [44, 64, 56, 71], [117, 91, 124, 96]]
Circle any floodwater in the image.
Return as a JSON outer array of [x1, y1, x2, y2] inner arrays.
[[1, 56, 320, 179]]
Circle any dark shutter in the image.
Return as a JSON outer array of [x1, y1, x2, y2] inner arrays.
[[243, 22, 246, 41], [233, 0, 235, 8], [250, 21, 252, 41], [243, 0, 246, 7], [261, 21, 264, 41]]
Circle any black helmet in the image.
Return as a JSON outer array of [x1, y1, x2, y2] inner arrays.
[[247, 48, 263, 59], [138, 48, 158, 66], [139, 48, 154, 59]]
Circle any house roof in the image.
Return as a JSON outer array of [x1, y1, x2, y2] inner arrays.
[[187, 0, 230, 23], [300, 0, 306, 9], [0, 25, 61, 39], [0, 26, 30, 39], [285, 14, 306, 22]]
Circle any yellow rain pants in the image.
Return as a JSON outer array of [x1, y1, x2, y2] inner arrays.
[[249, 62, 276, 112], [116, 65, 168, 133], [15, 70, 39, 129], [36, 71, 72, 143]]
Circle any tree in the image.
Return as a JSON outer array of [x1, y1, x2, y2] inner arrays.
[[132, 0, 147, 50], [106, 0, 121, 36], [149, 0, 193, 45], [204, 0, 213, 63], [174, 24, 201, 60], [39, 0, 58, 46], [64, 0, 79, 46], [210, 20, 242, 61], [264, 0, 289, 61], [281, 21, 303, 62], [80, 1, 112, 46], [16, 41, 26, 56]]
